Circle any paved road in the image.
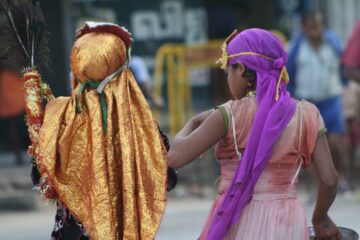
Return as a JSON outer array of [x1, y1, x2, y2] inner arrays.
[[0, 193, 359, 240]]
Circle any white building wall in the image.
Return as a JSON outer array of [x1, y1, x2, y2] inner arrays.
[[325, 0, 360, 42]]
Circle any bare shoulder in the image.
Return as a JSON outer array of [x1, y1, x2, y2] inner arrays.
[[230, 96, 258, 110], [299, 99, 320, 116]]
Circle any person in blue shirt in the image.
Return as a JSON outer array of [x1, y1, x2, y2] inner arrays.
[[287, 10, 349, 192], [130, 55, 164, 109]]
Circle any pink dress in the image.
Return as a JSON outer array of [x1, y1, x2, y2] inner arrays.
[[199, 96, 325, 240]]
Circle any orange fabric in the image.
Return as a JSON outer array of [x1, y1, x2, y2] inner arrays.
[[70, 32, 127, 83], [0, 71, 25, 118], [36, 31, 167, 240]]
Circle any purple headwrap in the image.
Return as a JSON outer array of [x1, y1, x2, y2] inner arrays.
[[207, 29, 296, 239]]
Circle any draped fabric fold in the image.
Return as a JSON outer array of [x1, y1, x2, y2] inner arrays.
[[38, 69, 167, 240]]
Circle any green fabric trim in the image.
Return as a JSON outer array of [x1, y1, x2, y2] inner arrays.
[[98, 92, 107, 135], [76, 80, 107, 135], [216, 105, 229, 133], [318, 127, 327, 137], [76, 81, 88, 113]]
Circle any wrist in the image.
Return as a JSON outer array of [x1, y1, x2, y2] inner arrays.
[[312, 213, 328, 224], [191, 116, 201, 128], [22, 67, 38, 76], [22, 68, 41, 84]]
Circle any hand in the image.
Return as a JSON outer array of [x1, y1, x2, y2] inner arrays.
[[193, 109, 215, 127], [312, 215, 342, 240], [153, 95, 164, 109]]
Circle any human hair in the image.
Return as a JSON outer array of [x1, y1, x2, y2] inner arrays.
[[230, 63, 257, 81], [301, 10, 322, 25], [230, 63, 257, 91]]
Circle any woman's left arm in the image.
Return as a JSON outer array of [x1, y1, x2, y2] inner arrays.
[[168, 109, 226, 168]]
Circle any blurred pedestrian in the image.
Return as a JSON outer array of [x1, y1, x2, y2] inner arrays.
[[0, 70, 25, 165], [130, 55, 164, 109], [287, 10, 350, 193], [342, 20, 360, 189], [342, 20, 360, 83], [168, 29, 341, 240]]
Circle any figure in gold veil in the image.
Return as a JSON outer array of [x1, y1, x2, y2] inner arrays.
[[38, 22, 168, 240], [0, 1, 171, 239]]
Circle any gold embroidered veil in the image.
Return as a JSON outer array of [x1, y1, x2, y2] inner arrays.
[[37, 22, 167, 240]]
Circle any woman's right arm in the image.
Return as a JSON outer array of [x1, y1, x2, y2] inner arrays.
[[167, 109, 226, 168], [311, 134, 342, 239]]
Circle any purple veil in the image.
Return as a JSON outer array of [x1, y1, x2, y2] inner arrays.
[[207, 29, 296, 239]]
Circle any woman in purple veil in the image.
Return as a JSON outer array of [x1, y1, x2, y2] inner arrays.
[[168, 29, 341, 240]]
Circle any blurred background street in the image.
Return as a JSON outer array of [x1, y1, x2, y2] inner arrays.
[[0, 192, 359, 239], [1, 0, 360, 239]]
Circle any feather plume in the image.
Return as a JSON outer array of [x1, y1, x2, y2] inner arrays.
[[0, 0, 49, 73]]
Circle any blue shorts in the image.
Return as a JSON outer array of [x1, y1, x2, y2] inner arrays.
[[312, 96, 345, 134]]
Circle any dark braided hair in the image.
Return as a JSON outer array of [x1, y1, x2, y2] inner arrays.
[[231, 63, 257, 91], [158, 127, 178, 192]]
